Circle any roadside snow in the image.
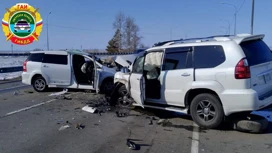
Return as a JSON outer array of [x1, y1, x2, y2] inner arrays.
[[0, 56, 26, 80], [0, 71, 22, 80], [252, 110, 272, 122], [0, 56, 27, 68]]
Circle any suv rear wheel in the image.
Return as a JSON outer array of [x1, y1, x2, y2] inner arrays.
[[190, 93, 224, 129], [32, 76, 47, 92]]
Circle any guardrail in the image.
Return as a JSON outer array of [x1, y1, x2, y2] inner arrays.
[[0, 66, 23, 73], [0, 53, 30, 56], [0, 52, 135, 56]]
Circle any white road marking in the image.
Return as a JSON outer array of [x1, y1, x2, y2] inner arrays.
[[4, 92, 77, 117], [5, 99, 56, 116], [191, 122, 199, 153]]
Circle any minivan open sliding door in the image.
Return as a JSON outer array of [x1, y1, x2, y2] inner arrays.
[[41, 53, 71, 86]]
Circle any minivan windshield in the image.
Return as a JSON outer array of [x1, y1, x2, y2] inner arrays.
[[240, 39, 272, 66]]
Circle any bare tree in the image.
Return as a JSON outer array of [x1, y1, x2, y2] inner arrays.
[[112, 12, 142, 52], [123, 17, 141, 52], [113, 12, 125, 52]]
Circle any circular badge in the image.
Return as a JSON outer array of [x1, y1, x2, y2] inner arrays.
[[2, 3, 43, 45]]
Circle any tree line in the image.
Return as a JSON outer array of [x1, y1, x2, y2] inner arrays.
[[106, 12, 146, 53]]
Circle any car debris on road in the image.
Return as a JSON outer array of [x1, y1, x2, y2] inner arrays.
[[58, 125, 70, 131], [82, 105, 97, 113], [49, 89, 68, 97], [75, 123, 85, 130], [13, 90, 20, 95]]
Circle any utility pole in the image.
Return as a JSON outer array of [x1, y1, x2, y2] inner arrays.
[[220, 19, 231, 35], [221, 2, 238, 35], [47, 12, 51, 50], [234, 12, 237, 35], [251, 0, 255, 35]]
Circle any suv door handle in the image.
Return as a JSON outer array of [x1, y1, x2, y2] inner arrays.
[[181, 73, 190, 77], [43, 65, 48, 68]]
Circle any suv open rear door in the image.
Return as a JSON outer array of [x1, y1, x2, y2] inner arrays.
[[240, 36, 272, 101]]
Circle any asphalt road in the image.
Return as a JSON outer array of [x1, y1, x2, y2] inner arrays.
[[0, 81, 271, 153]]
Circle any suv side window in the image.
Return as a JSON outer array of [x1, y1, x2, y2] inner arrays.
[[43, 54, 68, 65], [132, 55, 144, 73], [27, 53, 44, 62], [194, 46, 225, 68], [162, 47, 193, 71]]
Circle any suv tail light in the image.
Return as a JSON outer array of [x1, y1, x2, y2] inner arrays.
[[23, 60, 28, 72], [235, 58, 250, 79]]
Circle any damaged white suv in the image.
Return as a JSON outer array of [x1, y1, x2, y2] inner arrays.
[[112, 34, 272, 128]]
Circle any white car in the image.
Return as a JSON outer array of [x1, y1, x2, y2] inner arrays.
[[112, 34, 272, 128], [22, 50, 119, 93]]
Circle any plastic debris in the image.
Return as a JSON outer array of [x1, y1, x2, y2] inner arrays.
[[56, 120, 63, 125], [13, 90, 19, 95], [157, 119, 167, 125], [149, 119, 153, 125], [82, 105, 97, 113], [75, 123, 85, 129], [116, 111, 129, 117], [49, 89, 68, 96], [126, 139, 137, 150], [59, 125, 70, 131]]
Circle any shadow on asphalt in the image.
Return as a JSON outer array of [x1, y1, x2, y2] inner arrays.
[[132, 107, 272, 134], [42, 90, 272, 135]]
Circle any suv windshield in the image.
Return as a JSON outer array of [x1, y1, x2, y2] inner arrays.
[[240, 39, 272, 66]]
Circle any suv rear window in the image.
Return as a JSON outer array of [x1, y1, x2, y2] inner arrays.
[[43, 54, 68, 65], [194, 46, 225, 68], [27, 53, 44, 62], [240, 39, 272, 66]]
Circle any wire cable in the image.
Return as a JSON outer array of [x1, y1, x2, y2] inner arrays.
[[237, 0, 246, 13]]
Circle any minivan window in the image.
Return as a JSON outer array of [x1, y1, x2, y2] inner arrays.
[[240, 39, 272, 66], [194, 46, 225, 68], [27, 53, 44, 62], [43, 54, 68, 65]]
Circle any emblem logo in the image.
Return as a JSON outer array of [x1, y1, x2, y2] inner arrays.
[[2, 3, 43, 45]]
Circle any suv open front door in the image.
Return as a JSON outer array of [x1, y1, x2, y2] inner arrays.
[[129, 55, 145, 108]]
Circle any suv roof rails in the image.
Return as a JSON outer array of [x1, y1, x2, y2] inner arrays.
[[153, 39, 183, 47], [153, 35, 237, 47]]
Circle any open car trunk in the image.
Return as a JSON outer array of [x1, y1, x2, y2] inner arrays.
[[240, 39, 272, 100]]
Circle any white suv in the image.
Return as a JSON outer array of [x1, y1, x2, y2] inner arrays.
[[112, 34, 272, 128], [22, 50, 117, 93]]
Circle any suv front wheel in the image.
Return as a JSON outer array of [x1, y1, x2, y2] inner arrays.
[[190, 93, 224, 129], [32, 76, 48, 92]]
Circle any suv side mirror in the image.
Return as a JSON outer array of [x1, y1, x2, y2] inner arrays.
[[120, 67, 130, 73]]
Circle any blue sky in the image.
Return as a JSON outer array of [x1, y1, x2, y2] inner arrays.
[[0, 0, 271, 51]]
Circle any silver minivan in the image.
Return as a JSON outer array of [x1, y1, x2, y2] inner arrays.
[[22, 50, 119, 93]]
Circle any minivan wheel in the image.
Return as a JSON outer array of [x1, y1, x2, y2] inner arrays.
[[33, 76, 47, 92], [190, 93, 224, 129]]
